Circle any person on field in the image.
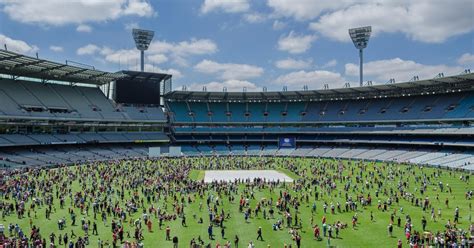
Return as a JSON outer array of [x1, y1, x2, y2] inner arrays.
[[165, 226, 171, 241], [172, 236, 178, 248], [257, 227, 263, 241]]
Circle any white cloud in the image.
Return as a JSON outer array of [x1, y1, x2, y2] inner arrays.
[[77, 38, 217, 67], [150, 39, 218, 57], [78, 46, 163, 68], [457, 53, 474, 66], [76, 24, 92, 33], [103, 49, 139, 65], [147, 54, 168, 64], [194, 59, 264, 80], [243, 12, 266, 23], [267, 0, 352, 21], [76, 44, 101, 55], [322, 59, 337, 68], [0, 34, 38, 54], [188, 80, 259, 92], [160, 68, 183, 79], [149, 38, 218, 66], [278, 31, 317, 54], [1, 0, 154, 26], [309, 1, 473, 43], [129, 64, 183, 79], [272, 20, 286, 30], [275, 58, 312, 70], [268, 0, 472, 43], [201, 0, 250, 14], [124, 22, 139, 31], [345, 58, 464, 82], [121, 0, 154, 16], [49, 45, 63, 52], [275, 70, 345, 89]]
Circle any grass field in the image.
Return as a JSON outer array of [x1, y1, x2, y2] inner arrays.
[[1, 157, 472, 247], [189, 169, 206, 181]]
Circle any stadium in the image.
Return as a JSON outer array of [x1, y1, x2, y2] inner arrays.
[[0, 47, 472, 167], [0, 1, 473, 248], [0, 49, 473, 169]]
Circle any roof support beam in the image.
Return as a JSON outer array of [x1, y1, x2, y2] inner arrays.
[[64, 68, 89, 77], [19, 64, 69, 79], [74, 72, 110, 83], [0, 49, 125, 85], [13, 60, 46, 68], [0, 55, 23, 62], [40, 64, 68, 73]]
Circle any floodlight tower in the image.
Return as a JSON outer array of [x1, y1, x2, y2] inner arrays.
[[132, 28, 154, 72], [349, 26, 372, 87]]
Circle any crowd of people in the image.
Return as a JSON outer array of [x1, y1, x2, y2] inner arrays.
[[0, 156, 472, 247]]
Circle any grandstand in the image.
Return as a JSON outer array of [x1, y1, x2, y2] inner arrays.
[[166, 72, 474, 170], [0, 49, 168, 168], [0, 48, 473, 171]]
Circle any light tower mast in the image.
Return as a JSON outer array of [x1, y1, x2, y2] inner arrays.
[[132, 29, 154, 72], [349, 26, 372, 87]]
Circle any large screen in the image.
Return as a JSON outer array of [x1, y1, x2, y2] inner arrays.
[[279, 137, 296, 148], [115, 79, 160, 104]]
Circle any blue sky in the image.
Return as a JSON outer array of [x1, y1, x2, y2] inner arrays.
[[0, 0, 473, 91]]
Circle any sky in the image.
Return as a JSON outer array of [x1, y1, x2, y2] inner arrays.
[[0, 0, 473, 92]]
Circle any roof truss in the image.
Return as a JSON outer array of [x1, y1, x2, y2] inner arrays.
[[0, 49, 126, 85], [165, 73, 474, 102]]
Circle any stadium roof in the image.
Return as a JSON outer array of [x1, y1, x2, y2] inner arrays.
[[121, 70, 172, 83], [0, 49, 126, 85], [165, 72, 474, 101]]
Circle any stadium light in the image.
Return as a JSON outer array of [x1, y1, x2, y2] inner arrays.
[[434, 73, 444, 79], [349, 26, 372, 87], [410, 76, 419, 82], [132, 28, 154, 72]]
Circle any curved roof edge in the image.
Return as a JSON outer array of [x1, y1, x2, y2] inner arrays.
[[165, 72, 474, 101], [0, 49, 126, 85]]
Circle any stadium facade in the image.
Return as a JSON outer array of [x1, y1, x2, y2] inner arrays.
[[0, 49, 473, 170]]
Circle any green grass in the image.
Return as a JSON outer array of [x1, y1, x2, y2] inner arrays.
[[276, 167, 301, 180], [189, 169, 205, 181], [1, 157, 472, 248]]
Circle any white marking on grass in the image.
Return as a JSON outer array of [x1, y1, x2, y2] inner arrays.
[[204, 170, 293, 183]]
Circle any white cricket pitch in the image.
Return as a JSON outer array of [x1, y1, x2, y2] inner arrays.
[[204, 170, 293, 183]]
